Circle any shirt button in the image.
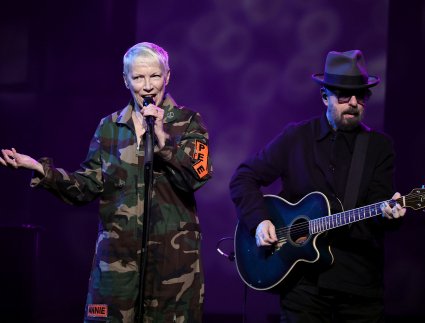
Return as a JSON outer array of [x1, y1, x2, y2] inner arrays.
[[329, 164, 335, 172]]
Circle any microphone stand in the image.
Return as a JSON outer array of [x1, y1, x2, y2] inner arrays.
[[136, 100, 155, 323]]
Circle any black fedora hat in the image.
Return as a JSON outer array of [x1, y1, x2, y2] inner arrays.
[[312, 50, 380, 89]]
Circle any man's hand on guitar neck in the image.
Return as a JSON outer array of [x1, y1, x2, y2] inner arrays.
[[255, 220, 278, 247], [380, 192, 406, 219]]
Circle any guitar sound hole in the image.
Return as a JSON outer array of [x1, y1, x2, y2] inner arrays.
[[289, 217, 309, 246]]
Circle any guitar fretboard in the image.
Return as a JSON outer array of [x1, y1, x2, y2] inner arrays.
[[309, 200, 390, 234]]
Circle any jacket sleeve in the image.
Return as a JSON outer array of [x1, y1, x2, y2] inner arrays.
[[229, 128, 290, 232], [156, 112, 212, 192], [30, 122, 104, 205]]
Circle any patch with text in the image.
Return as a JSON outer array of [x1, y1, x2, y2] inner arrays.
[[192, 140, 209, 179], [86, 304, 108, 319]]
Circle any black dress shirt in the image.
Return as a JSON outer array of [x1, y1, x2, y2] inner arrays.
[[230, 113, 398, 297]]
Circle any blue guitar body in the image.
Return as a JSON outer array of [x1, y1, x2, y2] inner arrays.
[[234, 192, 333, 290], [234, 188, 424, 290]]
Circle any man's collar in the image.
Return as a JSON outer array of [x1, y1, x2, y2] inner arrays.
[[316, 112, 333, 141], [315, 112, 370, 141]]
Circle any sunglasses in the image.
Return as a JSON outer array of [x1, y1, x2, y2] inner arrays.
[[325, 88, 372, 105]]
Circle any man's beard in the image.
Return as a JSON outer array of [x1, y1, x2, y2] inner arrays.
[[336, 110, 363, 131]]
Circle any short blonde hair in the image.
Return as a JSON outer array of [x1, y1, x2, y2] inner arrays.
[[123, 42, 169, 75]]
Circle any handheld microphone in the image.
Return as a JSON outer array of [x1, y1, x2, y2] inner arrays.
[[143, 96, 155, 127]]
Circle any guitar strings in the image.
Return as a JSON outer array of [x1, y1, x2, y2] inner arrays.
[[272, 192, 424, 241], [274, 194, 423, 240], [273, 202, 384, 238]]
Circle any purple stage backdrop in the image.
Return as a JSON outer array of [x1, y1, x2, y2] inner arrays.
[[0, 0, 424, 322]]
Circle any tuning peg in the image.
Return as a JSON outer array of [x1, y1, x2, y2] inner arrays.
[[422, 185, 425, 212], [419, 185, 425, 212]]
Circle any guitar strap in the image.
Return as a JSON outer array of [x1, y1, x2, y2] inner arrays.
[[343, 131, 370, 210]]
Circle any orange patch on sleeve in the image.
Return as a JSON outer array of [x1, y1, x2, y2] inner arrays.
[[192, 140, 209, 179]]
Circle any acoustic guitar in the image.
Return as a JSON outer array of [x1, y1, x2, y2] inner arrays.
[[234, 188, 425, 290]]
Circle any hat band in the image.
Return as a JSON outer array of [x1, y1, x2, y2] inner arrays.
[[324, 73, 368, 86]]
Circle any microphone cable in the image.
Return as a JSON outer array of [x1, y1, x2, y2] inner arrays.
[[216, 236, 235, 261], [216, 236, 248, 323]]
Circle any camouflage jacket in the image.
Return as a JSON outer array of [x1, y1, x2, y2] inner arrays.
[[31, 93, 212, 323]]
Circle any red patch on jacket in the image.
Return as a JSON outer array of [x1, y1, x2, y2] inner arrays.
[[87, 304, 108, 318]]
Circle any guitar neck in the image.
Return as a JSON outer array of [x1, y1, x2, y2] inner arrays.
[[309, 197, 403, 234]]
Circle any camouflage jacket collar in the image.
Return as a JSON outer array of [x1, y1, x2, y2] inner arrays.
[[116, 93, 179, 127], [161, 93, 179, 123]]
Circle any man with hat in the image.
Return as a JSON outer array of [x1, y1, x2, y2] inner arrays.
[[229, 50, 405, 321]]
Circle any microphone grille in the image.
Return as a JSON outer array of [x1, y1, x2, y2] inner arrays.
[[143, 96, 154, 106]]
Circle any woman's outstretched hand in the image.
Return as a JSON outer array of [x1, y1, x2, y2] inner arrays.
[[1, 148, 44, 175]]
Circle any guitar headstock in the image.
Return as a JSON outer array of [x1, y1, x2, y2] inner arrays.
[[403, 187, 425, 210]]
